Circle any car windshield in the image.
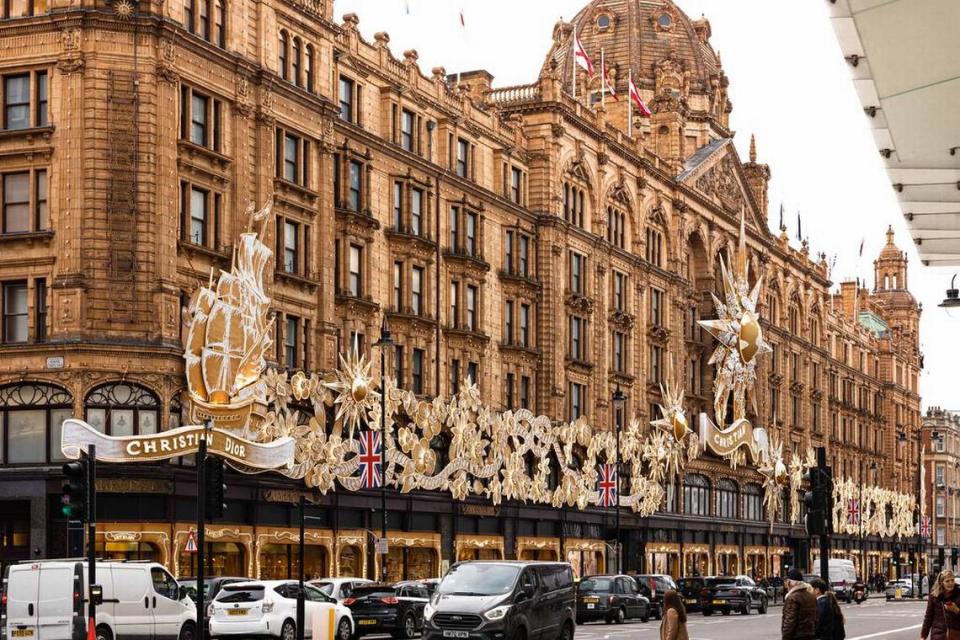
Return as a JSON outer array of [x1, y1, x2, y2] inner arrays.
[[351, 586, 397, 600], [216, 586, 264, 603], [677, 579, 703, 589], [578, 578, 612, 592], [313, 582, 335, 596], [438, 564, 521, 596], [706, 578, 735, 587]]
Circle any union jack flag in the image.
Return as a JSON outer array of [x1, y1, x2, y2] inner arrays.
[[921, 516, 932, 538], [358, 430, 382, 489], [598, 464, 617, 508], [847, 499, 860, 525]]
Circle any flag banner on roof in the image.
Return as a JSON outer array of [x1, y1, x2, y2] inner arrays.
[[573, 30, 594, 77], [628, 75, 650, 116], [604, 65, 619, 101]]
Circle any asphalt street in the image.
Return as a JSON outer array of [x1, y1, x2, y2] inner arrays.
[[573, 598, 927, 640]]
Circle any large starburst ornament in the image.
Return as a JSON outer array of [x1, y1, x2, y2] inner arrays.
[[649, 369, 700, 478], [324, 336, 379, 439]]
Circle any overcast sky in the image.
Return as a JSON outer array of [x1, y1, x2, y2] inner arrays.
[[335, 0, 957, 412]]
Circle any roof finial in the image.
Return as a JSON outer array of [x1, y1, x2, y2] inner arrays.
[[886, 225, 895, 245], [749, 134, 757, 163]]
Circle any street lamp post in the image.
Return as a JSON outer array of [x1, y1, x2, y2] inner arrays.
[[860, 460, 877, 583], [374, 317, 395, 582], [899, 428, 924, 598], [612, 386, 626, 574]]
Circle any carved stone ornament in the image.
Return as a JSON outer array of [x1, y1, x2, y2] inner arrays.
[[768, 372, 784, 387], [694, 155, 745, 212], [256, 86, 275, 125], [235, 76, 254, 118], [156, 38, 179, 84], [57, 28, 85, 74], [609, 310, 636, 331], [565, 293, 595, 315], [647, 324, 670, 344]]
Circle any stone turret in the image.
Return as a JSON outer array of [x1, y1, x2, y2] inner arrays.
[[742, 134, 771, 225]]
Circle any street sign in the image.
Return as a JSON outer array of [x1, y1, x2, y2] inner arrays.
[[376, 538, 388, 555], [185, 531, 198, 553]]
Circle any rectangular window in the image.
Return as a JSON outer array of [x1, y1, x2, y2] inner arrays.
[[190, 93, 208, 146], [35, 71, 47, 127], [466, 212, 477, 256], [519, 235, 529, 277], [504, 300, 514, 345], [612, 332, 625, 373], [285, 316, 298, 367], [450, 359, 460, 395], [283, 221, 298, 273], [510, 167, 522, 204], [35, 169, 47, 230], [412, 348, 424, 395], [569, 252, 584, 294], [520, 376, 530, 410], [411, 188, 423, 236], [188, 186, 208, 245], [456, 138, 469, 177], [569, 382, 584, 420], [936, 465, 945, 485], [449, 206, 459, 249], [35, 278, 46, 342], [467, 362, 478, 387], [348, 244, 362, 297], [450, 281, 459, 327], [519, 303, 530, 348], [393, 261, 403, 311], [505, 231, 514, 273], [339, 76, 355, 123], [937, 496, 945, 518], [348, 161, 362, 211], [4, 74, 30, 130], [650, 288, 664, 326], [394, 345, 404, 387], [466, 285, 477, 331], [2, 172, 29, 233], [401, 109, 414, 151], [393, 182, 403, 230], [411, 266, 423, 316], [2, 281, 28, 343], [283, 133, 299, 182], [570, 316, 583, 360], [613, 272, 626, 312], [650, 345, 663, 384], [505, 372, 515, 409]]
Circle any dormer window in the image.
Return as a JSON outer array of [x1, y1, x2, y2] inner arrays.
[[597, 14, 610, 29]]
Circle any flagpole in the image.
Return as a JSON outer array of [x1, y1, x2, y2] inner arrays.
[[628, 70, 633, 137], [572, 27, 577, 100], [600, 48, 606, 107]]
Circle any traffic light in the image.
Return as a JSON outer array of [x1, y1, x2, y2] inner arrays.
[[804, 468, 826, 536], [893, 545, 901, 568], [782, 553, 794, 571], [821, 466, 834, 534], [939, 547, 946, 568], [952, 548, 958, 567], [61, 455, 89, 520], [204, 457, 227, 520]]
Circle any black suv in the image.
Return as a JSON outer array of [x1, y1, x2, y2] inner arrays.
[[700, 576, 768, 616], [346, 582, 430, 638], [422, 561, 576, 640], [576, 575, 650, 624], [631, 574, 677, 620], [675, 577, 705, 612]]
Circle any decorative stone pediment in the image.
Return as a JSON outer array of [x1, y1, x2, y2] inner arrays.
[[647, 325, 670, 344], [565, 293, 595, 315], [678, 140, 765, 231], [609, 310, 635, 331]]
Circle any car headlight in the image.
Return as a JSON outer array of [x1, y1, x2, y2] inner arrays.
[[484, 605, 512, 621], [423, 603, 435, 622]]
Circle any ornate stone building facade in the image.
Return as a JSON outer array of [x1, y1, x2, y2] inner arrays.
[[0, 0, 922, 580], [923, 408, 960, 573]]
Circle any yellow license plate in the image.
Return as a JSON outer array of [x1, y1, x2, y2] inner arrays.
[[685, 599, 696, 604], [583, 597, 598, 603], [712, 599, 725, 605], [12, 631, 34, 638], [359, 620, 377, 625], [227, 609, 248, 616]]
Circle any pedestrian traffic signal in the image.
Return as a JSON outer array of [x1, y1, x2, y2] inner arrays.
[[939, 547, 946, 568], [61, 455, 89, 520], [952, 548, 958, 566], [803, 461, 834, 537], [204, 457, 227, 520]]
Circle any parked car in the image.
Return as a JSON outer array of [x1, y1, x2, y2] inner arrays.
[[676, 577, 706, 612], [422, 561, 576, 640], [209, 580, 353, 640], [812, 559, 858, 603], [576, 574, 651, 624], [700, 576, 768, 616], [181, 576, 249, 603], [4, 559, 196, 640], [345, 582, 429, 639], [417, 578, 441, 597], [885, 579, 914, 600], [630, 574, 677, 620], [309, 577, 373, 602]]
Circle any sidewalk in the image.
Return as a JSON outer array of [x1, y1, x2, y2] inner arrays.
[[768, 592, 889, 608]]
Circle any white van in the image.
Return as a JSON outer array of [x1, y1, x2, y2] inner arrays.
[[811, 558, 858, 602], [3, 560, 197, 640]]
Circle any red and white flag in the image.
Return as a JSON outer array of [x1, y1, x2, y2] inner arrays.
[[629, 75, 651, 117], [604, 65, 619, 101], [459, 9, 465, 28], [847, 498, 860, 525], [573, 30, 594, 77]]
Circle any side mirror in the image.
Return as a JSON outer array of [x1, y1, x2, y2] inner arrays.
[[179, 585, 189, 601], [519, 583, 535, 600]]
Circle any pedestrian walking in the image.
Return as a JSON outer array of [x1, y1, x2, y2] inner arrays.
[[660, 589, 690, 640], [810, 578, 845, 640], [782, 568, 817, 640], [921, 569, 960, 640]]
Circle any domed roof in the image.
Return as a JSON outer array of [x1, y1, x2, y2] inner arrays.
[[878, 226, 906, 262], [542, 0, 726, 103]]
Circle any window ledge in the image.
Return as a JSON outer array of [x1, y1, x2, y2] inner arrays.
[[335, 206, 380, 229], [385, 227, 436, 248], [178, 240, 232, 262], [443, 250, 490, 271], [275, 270, 320, 289], [178, 139, 232, 168], [0, 125, 54, 143], [498, 270, 541, 288], [565, 357, 594, 372], [442, 326, 490, 344], [0, 230, 54, 244], [274, 177, 319, 202], [499, 343, 538, 356], [335, 293, 380, 312]]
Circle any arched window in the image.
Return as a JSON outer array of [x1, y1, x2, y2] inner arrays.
[[0, 382, 73, 464], [305, 45, 314, 93], [606, 206, 626, 249], [743, 483, 763, 521], [683, 474, 710, 516], [84, 382, 160, 438], [809, 316, 820, 347], [715, 478, 738, 519], [198, 0, 210, 40], [562, 181, 587, 229], [788, 304, 800, 335], [645, 226, 663, 267], [291, 37, 301, 87], [278, 30, 288, 80], [765, 289, 780, 326], [213, 0, 225, 47]]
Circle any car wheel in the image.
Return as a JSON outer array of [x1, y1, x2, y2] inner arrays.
[[399, 614, 416, 639], [654, 606, 662, 621], [576, 617, 583, 626], [741, 603, 749, 615], [703, 609, 713, 617], [615, 607, 626, 624], [179, 622, 197, 640], [281, 620, 297, 640], [558, 621, 573, 640], [510, 627, 527, 640], [640, 607, 650, 623], [721, 609, 731, 616], [96, 626, 113, 640], [759, 599, 768, 615], [337, 617, 353, 640]]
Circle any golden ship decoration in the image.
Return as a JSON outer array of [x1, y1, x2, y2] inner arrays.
[[177, 201, 917, 535]]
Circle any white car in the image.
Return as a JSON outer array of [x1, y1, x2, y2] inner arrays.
[[209, 580, 353, 640], [309, 577, 373, 602]]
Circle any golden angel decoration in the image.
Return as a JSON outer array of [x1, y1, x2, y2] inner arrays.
[[647, 368, 700, 484]]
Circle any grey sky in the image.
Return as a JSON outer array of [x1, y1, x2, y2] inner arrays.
[[334, 0, 956, 411]]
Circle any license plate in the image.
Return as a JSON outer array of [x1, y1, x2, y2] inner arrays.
[[712, 599, 725, 605], [685, 599, 696, 604], [227, 609, 248, 616], [12, 631, 34, 638], [443, 632, 469, 638], [359, 620, 378, 625], [586, 604, 595, 609], [583, 597, 598, 603]]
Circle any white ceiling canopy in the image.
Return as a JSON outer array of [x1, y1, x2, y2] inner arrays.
[[828, 0, 960, 265]]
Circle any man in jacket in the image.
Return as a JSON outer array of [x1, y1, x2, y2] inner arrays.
[[782, 568, 817, 640]]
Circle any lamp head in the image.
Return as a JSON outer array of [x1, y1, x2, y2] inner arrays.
[[939, 274, 960, 319]]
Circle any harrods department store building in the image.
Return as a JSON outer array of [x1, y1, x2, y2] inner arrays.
[[0, 0, 923, 581]]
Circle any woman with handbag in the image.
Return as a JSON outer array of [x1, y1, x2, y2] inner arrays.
[[921, 570, 960, 640]]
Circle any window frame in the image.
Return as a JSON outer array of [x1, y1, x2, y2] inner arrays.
[[2, 70, 47, 131]]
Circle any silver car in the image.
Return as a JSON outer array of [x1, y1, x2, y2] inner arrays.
[[885, 580, 913, 600]]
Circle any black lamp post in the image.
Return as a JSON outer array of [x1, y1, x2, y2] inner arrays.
[[860, 460, 878, 582], [898, 428, 924, 597], [612, 385, 626, 574], [374, 316, 395, 581]]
